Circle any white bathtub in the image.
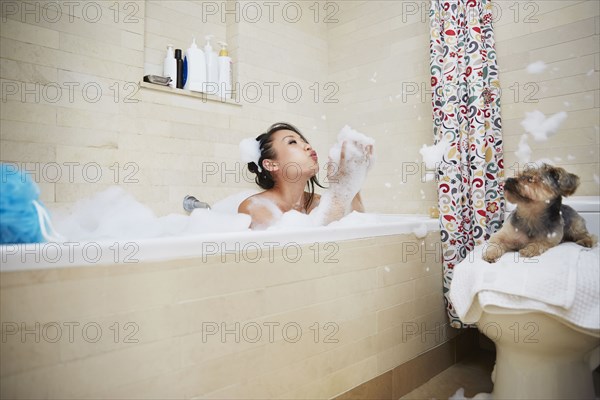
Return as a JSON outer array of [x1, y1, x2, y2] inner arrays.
[[0, 213, 447, 399], [0, 214, 439, 272], [3, 195, 597, 273]]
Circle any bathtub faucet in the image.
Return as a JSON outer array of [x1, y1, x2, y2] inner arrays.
[[183, 195, 211, 212]]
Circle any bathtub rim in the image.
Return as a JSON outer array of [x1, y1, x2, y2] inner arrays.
[[1, 213, 439, 272]]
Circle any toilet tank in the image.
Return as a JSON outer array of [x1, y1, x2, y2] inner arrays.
[[504, 196, 600, 238], [564, 196, 600, 238]]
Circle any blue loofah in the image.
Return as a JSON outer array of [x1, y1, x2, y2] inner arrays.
[[0, 163, 46, 244]]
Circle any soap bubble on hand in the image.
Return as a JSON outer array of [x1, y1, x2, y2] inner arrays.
[[326, 125, 375, 199], [328, 125, 375, 169]]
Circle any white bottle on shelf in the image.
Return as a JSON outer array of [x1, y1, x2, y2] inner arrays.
[[163, 44, 177, 89], [204, 35, 219, 94], [183, 36, 207, 92], [217, 41, 232, 99]]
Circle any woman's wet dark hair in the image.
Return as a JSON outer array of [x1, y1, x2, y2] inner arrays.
[[248, 122, 325, 212]]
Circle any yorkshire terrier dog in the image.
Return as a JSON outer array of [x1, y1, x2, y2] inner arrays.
[[483, 164, 597, 263]]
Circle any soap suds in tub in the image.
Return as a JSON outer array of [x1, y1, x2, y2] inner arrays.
[[412, 223, 428, 239]]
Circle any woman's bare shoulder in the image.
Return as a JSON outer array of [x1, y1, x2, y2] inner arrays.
[[238, 192, 281, 229], [238, 192, 269, 213], [238, 193, 257, 213]]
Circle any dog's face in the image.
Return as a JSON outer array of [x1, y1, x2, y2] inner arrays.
[[504, 164, 580, 205]]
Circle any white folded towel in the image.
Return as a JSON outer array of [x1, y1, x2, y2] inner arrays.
[[450, 243, 600, 335]]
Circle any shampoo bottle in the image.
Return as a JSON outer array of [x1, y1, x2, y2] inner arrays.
[[175, 48, 184, 89], [217, 41, 232, 99], [204, 35, 219, 93], [183, 36, 207, 92], [163, 44, 177, 88]]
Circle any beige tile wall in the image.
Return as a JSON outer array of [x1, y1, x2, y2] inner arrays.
[[326, 1, 437, 214], [0, 1, 598, 216], [495, 0, 600, 194], [0, 232, 452, 399], [0, 0, 331, 216]]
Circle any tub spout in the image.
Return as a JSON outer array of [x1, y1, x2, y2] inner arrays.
[[183, 195, 211, 212]]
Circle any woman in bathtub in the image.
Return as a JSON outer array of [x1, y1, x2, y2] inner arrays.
[[238, 122, 373, 230]]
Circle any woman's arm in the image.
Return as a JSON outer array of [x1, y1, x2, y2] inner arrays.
[[351, 192, 365, 212], [314, 142, 372, 225]]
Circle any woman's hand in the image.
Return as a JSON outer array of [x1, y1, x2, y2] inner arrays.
[[326, 140, 374, 200], [310, 140, 373, 226]]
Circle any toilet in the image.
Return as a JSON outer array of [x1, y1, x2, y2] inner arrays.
[[478, 310, 599, 399], [450, 196, 600, 400]]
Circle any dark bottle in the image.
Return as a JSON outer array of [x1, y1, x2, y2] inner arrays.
[[175, 49, 184, 89]]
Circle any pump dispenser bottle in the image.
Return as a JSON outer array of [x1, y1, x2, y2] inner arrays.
[[204, 35, 218, 92], [163, 44, 177, 88], [217, 41, 232, 99], [175, 48, 184, 89], [183, 36, 207, 92]]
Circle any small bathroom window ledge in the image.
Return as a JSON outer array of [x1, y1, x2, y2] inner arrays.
[[139, 82, 242, 107]]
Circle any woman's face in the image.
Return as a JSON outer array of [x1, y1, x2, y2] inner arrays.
[[264, 129, 319, 181]]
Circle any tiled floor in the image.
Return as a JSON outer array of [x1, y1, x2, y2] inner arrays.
[[595, 367, 600, 397], [400, 350, 495, 400], [400, 351, 600, 400]]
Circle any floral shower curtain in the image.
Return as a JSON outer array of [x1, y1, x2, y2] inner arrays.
[[429, 0, 505, 328]]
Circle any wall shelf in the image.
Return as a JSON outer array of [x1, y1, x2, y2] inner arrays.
[[139, 81, 241, 107]]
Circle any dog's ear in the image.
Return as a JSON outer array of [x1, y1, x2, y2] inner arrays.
[[553, 166, 580, 196]]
